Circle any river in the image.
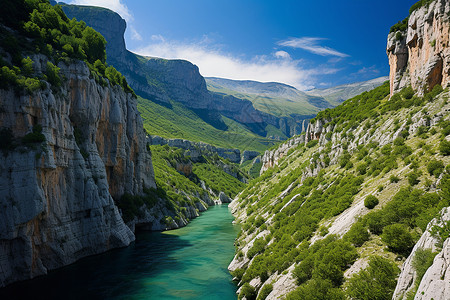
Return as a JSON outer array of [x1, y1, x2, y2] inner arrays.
[[0, 205, 239, 300]]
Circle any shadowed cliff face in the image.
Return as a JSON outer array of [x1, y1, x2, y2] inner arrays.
[[387, 0, 450, 96], [0, 56, 155, 287]]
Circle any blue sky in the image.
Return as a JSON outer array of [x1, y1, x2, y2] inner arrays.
[[68, 0, 417, 90]]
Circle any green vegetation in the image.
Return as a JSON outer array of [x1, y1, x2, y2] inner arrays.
[[346, 256, 400, 300], [22, 124, 45, 144], [409, 0, 435, 15], [364, 195, 379, 209], [231, 81, 450, 298], [0, 0, 133, 95], [117, 144, 248, 224], [193, 163, 245, 198], [137, 96, 276, 152]]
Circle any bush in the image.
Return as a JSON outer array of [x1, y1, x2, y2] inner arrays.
[[306, 140, 319, 148], [45, 61, 61, 87], [287, 278, 345, 300], [427, 160, 444, 177], [412, 248, 437, 283], [344, 222, 370, 247], [346, 256, 399, 300], [22, 124, 45, 144], [390, 175, 400, 183], [381, 224, 414, 254], [440, 140, 450, 156], [364, 195, 379, 209], [257, 284, 273, 300], [407, 171, 420, 186], [239, 283, 256, 300]]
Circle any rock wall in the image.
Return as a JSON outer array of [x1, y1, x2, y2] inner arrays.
[[393, 207, 450, 300], [0, 57, 155, 287], [387, 0, 450, 96], [260, 135, 306, 174]]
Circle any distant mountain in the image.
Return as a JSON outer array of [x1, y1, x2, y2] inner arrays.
[[206, 77, 331, 117], [305, 76, 389, 106]]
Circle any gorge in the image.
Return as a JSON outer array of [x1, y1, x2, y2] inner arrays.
[[0, 0, 449, 299]]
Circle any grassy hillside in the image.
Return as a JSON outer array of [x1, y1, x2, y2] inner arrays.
[[137, 96, 278, 152], [230, 83, 450, 299], [116, 144, 247, 224], [206, 79, 321, 117]]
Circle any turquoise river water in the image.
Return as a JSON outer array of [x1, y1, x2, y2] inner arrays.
[[0, 205, 239, 300]]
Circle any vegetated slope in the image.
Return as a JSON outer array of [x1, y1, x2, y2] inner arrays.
[[306, 76, 389, 106], [61, 5, 306, 143], [137, 96, 276, 152], [229, 82, 450, 300], [116, 144, 248, 231], [206, 77, 325, 117]]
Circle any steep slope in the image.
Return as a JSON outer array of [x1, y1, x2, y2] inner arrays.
[[0, 0, 153, 287], [306, 76, 389, 106], [61, 4, 303, 142], [229, 82, 450, 300]]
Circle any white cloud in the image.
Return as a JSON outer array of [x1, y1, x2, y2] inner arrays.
[[278, 37, 349, 58], [133, 39, 340, 90], [68, 0, 132, 22], [274, 50, 291, 59], [130, 26, 142, 41]]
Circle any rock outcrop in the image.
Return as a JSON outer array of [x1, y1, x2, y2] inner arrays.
[[393, 207, 450, 300], [0, 56, 155, 287], [387, 0, 450, 96], [260, 135, 306, 174]]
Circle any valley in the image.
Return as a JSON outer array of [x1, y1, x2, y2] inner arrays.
[[0, 0, 449, 299]]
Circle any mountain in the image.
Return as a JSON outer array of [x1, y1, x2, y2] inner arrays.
[[61, 4, 309, 145], [305, 76, 389, 106], [227, 1, 450, 299], [206, 77, 329, 117]]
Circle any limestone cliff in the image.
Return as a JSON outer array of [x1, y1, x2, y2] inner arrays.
[[387, 0, 450, 96], [0, 56, 155, 287]]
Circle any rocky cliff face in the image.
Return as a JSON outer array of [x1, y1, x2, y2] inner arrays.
[[0, 56, 155, 287], [393, 207, 450, 300], [260, 135, 306, 174], [387, 0, 450, 96]]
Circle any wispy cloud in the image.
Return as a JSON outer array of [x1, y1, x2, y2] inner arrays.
[[68, 0, 132, 21], [274, 50, 291, 60], [278, 37, 349, 58], [133, 38, 341, 90], [130, 26, 142, 41]]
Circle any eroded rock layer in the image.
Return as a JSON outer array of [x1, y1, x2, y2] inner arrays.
[[0, 57, 155, 287]]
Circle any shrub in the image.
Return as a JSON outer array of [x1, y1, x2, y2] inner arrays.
[[390, 175, 400, 183], [440, 140, 450, 156], [287, 278, 345, 300], [239, 283, 256, 300], [381, 224, 414, 254], [22, 124, 45, 144], [412, 248, 437, 283], [45, 61, 61, 88], [346, 256, 399, 300], [427, 160, 444, 177], [407, 171, 420, 186], [344, 222, 370, 247], [257, 284, 273, 300], [306, 140, 319, 148], [364, 195, 379, 209]]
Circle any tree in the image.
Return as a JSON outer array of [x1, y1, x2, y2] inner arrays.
[[344, 222, 370, 247]]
